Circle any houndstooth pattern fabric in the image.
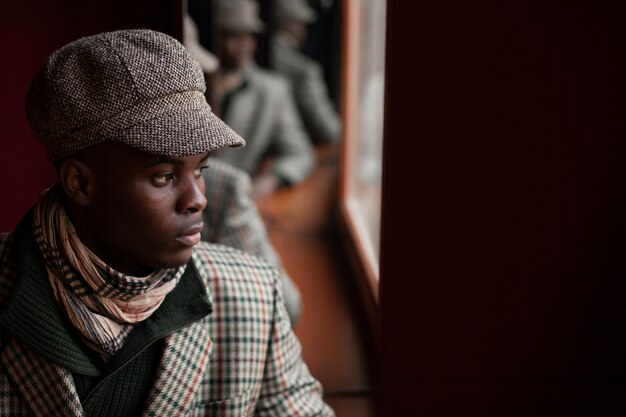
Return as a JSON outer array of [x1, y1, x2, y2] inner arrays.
[[201, 159, 302, 324], [24, 29, 245, 161], [0, 233, 333, 416], [201, 159, 282, 267], [0, 337, 84, 417]]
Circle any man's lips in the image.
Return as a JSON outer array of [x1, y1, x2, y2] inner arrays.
[[176, 223, 203, 247]]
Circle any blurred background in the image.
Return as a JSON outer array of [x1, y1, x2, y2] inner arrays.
[[1, 1, 625, 416]]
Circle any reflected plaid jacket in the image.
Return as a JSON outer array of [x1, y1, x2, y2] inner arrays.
[[201, 159, 282, 267], [271, 35, 341, 143], [201, 159, 302, 324], [0, 229, 334, 416]]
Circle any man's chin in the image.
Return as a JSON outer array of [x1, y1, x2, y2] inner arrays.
[[150, 247, 194, 270]]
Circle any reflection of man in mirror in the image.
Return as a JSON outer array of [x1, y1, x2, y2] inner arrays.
[[211, 0, 314, 200], [184, 13, 303, 325], [200, 158, 303, 326], [271, 0, 341, 144], [0, 29, 333, 416]]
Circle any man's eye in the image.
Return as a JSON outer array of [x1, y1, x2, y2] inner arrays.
[[153, 173, 175, 186], [194, 164, 210, 177]]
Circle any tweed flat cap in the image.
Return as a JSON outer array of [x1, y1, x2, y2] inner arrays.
[[25, 29, 245, 161]]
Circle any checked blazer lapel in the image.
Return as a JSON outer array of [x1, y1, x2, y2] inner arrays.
[[0, 336, 84, 417], [142, 319, 213, 417]]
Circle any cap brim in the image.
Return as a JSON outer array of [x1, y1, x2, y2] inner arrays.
[[51, 90, 244, 161], [278, 7, 318, 24], [113, 91, 245, 157]]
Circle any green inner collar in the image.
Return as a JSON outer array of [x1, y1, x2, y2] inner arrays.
[[0, 212, 212, 376]]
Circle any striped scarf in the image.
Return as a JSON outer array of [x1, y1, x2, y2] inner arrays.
[[31, 185, 185, 359]]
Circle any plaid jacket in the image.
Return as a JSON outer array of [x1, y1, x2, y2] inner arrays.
[[201, 159, 282, 267], [0, 231, 333, 416], [201, 159, 302, 324]]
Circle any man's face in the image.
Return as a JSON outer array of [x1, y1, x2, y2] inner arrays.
[[219, 31, 257, 70], [280, 21, 308, 46], [73, 143, 209, 274]]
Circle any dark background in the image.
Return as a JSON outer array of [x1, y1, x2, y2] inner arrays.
[[1, 1, 625, 416], [379, 1, 626, 416]]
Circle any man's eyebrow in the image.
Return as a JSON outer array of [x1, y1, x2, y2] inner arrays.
[[144, 156, 184, 168], [144, 152, 210, 168]]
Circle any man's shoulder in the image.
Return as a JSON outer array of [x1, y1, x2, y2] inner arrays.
[[0, 231, 18, 306], [0, 231, 15, 270], [272, 43, 321, 78], [191, 241, 279, 290], [0, 232, 12, 254]]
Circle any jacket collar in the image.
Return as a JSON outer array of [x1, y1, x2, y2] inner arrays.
[[0, 210, 101, 376], [141, 254, 214, 416], [1, 312, 214, 417], [0, 211, 215, 416], [0, 336, 84, 417], [142, 316, 213, 417]]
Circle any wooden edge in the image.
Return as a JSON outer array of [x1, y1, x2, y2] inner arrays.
[[338, 0, 380, 302], [341, 199, 380, 302], [335, 202, 380, 380], [336, 0, 380, 366]]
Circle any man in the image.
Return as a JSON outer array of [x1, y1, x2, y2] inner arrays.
[[271, 0, 341, 144], [201, 158, 302, 325], [0, 29, 333, 416], [211, 0, 314, 199]]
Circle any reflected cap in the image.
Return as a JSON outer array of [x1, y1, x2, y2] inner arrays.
[[275, 0, 318, 24], [216, 0, 266, 34], [25, 29, 245, 162]]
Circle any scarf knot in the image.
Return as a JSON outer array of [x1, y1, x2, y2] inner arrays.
[[32, 185, 185, 359]]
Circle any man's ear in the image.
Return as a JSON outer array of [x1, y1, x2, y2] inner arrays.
[[59, 158, 95, 206]]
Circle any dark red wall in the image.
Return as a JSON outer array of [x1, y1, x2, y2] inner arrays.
[[378, 1, 625, 416], [1, 2, 62, 232], [0, 0, 179, 232]]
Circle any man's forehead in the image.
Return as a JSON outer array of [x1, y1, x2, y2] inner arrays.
[[143, 152, 211, 168], [74, 142, 209, 166]]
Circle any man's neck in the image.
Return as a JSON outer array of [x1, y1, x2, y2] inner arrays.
[[65, 203, 153, 277]]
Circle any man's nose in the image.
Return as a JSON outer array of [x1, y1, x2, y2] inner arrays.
[[178, 176, 207, 214]]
